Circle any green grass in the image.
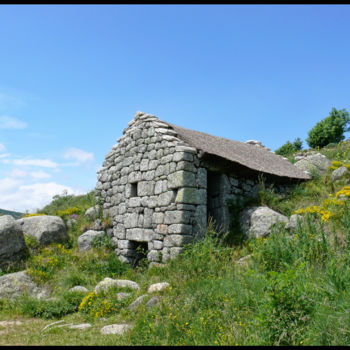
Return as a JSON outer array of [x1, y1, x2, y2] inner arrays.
[[2, 142, 350, 345]]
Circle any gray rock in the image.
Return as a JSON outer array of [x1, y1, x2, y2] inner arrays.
[[175, 188, 206, 205], [332, 166, 349, 181], [77, 230, 106, 251], [294, 153, 331, 174], [240, 206, 288, 238], [68, 286, 88, 293], [100, 323, 133, 335], [95, 277, 140, 294], [146, 296, 161, 309], [0, 215, 27, 269], [128, 294, 148, 311], [168, 171, 196, 189], [117, 292, 131, 301], [164, 235, 193, 247], [68, 323, 92, 330], [17, 215, 68, 246], [147, 282, 170, 293], [0, 270, 50, 300], [285, 214, 303, 231], [126, 228, 152, 242], [85, 205, 100, 220], [157, 191, 176, 207]]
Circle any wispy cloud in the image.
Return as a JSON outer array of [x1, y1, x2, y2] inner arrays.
[[30, 170, 52, 179], [5, 168, 28, 178], [0, 115, 27, 129], [0, 93, 25, 110], [0, 143, 5, 152], [63, 147, 94, 164], [12, 158, 58, 168]]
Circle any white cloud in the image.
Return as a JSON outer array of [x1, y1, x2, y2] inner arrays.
[[5, 168, 28, 178], [30, 170, 52, 179], [13, 158, 58, 168], [0, 153, 10, 159], [63, 147, 94, 164], [0, 143, 5, 152], [0, 177, 21, 194], [0, 115, 27, 129], [0, 179, 83, 213]]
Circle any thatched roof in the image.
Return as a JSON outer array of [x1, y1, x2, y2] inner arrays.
[[162, 121, 310, 181]]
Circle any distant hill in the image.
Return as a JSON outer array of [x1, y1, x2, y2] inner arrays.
[[0, 208, 23, 219]]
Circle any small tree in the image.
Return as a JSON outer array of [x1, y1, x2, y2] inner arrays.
[[275, 138, 303, 157], [306, 108, 350, 149]]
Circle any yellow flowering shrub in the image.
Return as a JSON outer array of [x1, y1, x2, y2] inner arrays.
[[332, 160, 343, 168], [295, 186, 350, 223], [22, 213, 47, 217], [56, 207, 81, 218], [26, 244, 72, 282], [335, 186, 350, 199], [78, 290, 119, 318]]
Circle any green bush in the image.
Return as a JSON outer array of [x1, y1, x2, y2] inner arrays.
[[275, 138, 303, 157], [20, 291, 84, 319], [306, 108, 350, 149]]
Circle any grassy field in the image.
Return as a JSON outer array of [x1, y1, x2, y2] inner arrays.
[[2, 142, 350, 345]]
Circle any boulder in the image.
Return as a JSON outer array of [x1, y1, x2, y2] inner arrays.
[[94, 277, 140, 294], [239, 206, 288, 238], [77, 230, 106, 251], [0, 270, 50, 300], [117, 292, 131, 301], [285, 214, 303, 231], [68, 286, 88, 293], [147, 282, 170, 293], [100, 323, 133, 335], [85, 205, 100, 220], [332, 166, 349, 181], [128, 294, 148, 311], [0, 215, 27, 269], [146, 296, 161, 309], [17, 215, 68, 246], [294, 152, 331, 175]]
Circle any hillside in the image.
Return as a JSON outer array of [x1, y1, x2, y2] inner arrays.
[[0, 208, 23, 219], [1, 141, 350, 345]]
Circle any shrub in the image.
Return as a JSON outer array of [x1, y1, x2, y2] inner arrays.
[[20, 291, 84, 319], [306, 108, 350, 149], [275, 138, 303, 157]]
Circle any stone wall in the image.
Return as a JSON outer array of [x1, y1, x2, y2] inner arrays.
[[95, 112, 207, 264], [205, 171, 260, 232], [95, 112, 293, 265]]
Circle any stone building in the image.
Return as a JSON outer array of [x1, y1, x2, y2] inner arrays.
[[95, 111, 310, 264]]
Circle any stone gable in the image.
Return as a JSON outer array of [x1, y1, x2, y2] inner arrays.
[[95, 111, 303, 265]]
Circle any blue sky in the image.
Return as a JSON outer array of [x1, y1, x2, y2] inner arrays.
[[0, 4, 349, 212]]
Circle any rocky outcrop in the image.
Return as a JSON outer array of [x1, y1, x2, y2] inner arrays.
[[285, 214, 303, 231], [77, 230, 106, 251], [0, 215, 27, 269], [240, 206, 288, 238], [68, 286, 88, 293], [147, 282, 170, 293], [331, 166, 349, 181], [294, 152, 331, 175], [0, 270, 50, 300], [100, 323, 133, 335], [94, 277, 140, 294], [17, 215, 68, 246], [85, 205, 100, 220]]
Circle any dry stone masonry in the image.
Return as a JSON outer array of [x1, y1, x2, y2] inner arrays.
[[95, 112, 206, 264], [95, 111, 310, 265]]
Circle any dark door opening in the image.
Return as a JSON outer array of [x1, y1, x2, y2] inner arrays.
[[207, 171, 222, 231], [129, 240, 148, 267]]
